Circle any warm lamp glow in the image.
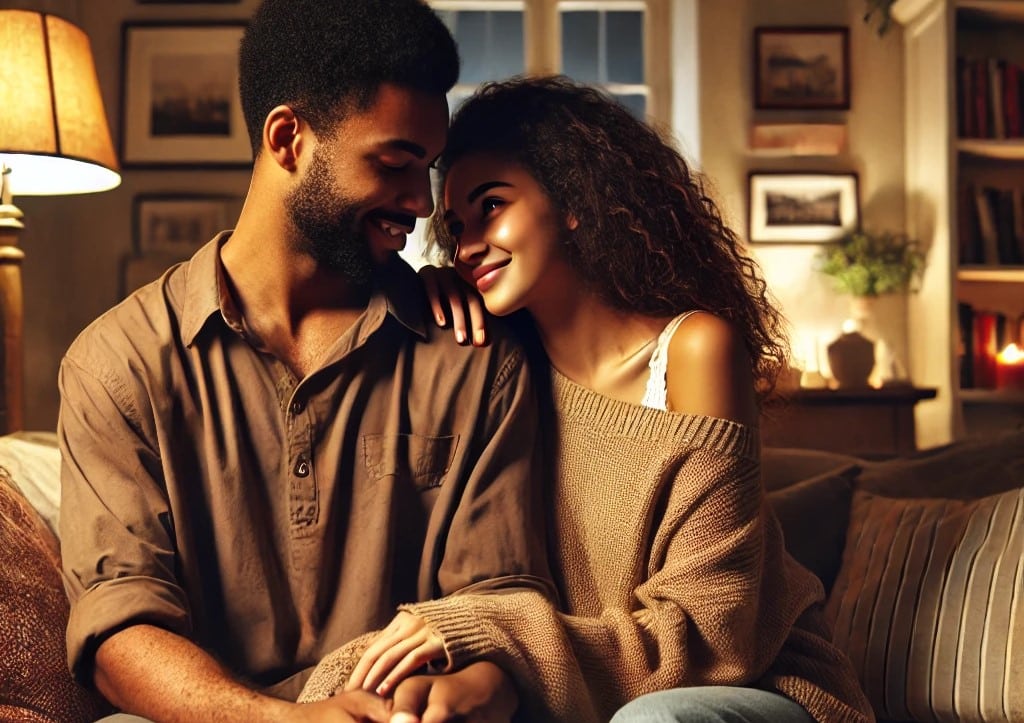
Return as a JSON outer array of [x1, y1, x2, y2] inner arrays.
[[997, 343, 1024, 365], [0, 10, 120, 195]]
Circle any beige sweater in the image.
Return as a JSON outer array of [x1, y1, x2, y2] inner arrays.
[[300, 368, 874, 723]]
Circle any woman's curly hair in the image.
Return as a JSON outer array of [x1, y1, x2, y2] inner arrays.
[[431, 76, 790, 398]]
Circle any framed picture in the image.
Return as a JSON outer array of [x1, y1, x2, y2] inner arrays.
[[121, 22, 251, 168], [754, 27, 850, 110], [134, 194, 241, 256], [748, 172, 859, 243]]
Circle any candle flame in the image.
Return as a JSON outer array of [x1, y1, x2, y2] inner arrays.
[[997, 343, 1024, 364]]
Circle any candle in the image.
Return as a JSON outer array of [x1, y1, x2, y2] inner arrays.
[[995, 343, 1024, 391]]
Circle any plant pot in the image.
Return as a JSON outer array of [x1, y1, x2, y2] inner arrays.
[[827, 330, 875, 388], [847, 294, 909, 385]]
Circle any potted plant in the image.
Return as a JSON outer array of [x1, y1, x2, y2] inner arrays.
[[817, 229, 926, 297], [816, 229, 927, 387]]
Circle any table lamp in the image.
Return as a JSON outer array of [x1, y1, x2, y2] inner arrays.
[[0, 9, 121, 432]]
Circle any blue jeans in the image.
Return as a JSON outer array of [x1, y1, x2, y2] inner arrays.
[[610, 686, 815, 723]]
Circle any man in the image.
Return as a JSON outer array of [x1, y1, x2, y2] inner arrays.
[[57, 1, 552, 720]]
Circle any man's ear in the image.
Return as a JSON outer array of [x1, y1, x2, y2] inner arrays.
[[262, 105, 305, 172]]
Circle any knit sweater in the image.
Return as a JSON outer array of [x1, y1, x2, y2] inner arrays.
[[300, 368, 874, 723]]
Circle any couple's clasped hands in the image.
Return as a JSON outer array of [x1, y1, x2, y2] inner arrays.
[[303, 612, 517, 723]]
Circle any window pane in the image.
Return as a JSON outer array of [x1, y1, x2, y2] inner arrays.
[[440, 10, 523, 85], [606, 11, 644, 84], [561, 11, 600, 82], [615, 93, 646, 119]]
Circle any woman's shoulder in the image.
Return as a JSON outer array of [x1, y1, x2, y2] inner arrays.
[[665, 312, 758, 426]]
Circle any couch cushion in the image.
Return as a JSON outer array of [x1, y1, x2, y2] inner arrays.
[[0, 465, 110, 721], [766, 464, 859, 592], [856, 429, 1024, 499], [826, 486, 1024, 722], [761, 446, 862, 492]]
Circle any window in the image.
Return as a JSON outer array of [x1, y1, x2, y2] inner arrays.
[[430, 0, 670, 124]]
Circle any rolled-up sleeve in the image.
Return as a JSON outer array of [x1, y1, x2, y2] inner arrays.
[[58, 352, 190, 683]]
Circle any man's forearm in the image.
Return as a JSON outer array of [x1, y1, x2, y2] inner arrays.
[[94, 624, 296, 723]]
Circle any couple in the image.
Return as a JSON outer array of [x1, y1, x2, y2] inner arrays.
[[58, 0, 872, 721]]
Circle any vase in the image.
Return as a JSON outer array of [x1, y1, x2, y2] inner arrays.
[[846, 294, 909, 386], [827, 330, 875, 388]]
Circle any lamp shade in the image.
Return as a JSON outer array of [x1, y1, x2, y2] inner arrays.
[[0, 10, 120, 195]]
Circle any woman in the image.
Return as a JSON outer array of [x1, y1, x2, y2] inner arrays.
[[301, 76, 872, 723]]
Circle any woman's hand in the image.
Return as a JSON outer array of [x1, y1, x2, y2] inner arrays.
[[419, 266, 489, 346], [345, 612, 447, 697]]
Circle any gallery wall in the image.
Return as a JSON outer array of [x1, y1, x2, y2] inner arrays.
[[3, 0, 905, 430]]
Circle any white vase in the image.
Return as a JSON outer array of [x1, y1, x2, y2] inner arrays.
[[847, 294, 910, 387]]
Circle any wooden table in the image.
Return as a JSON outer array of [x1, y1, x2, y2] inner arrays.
[[761, 386, 938, 458]]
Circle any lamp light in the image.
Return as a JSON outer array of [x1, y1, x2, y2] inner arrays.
[[0, 9, 121, 432]]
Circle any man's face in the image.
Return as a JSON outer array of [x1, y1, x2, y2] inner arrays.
[[286, 83, 449, 282]]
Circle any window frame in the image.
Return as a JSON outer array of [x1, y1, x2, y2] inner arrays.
[[430, 0, 671, 125]]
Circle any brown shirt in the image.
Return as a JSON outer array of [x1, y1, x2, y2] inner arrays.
[[58, 235, 551, 698]]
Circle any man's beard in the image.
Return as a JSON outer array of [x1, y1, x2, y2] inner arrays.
[[285, 146, 375, 284]]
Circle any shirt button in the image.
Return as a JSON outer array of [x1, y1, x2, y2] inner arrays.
[[294, 456, 310, 477], [290, 399, 305, 415]]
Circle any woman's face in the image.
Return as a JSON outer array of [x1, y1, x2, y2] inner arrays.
[[444, 152, 577, 317]]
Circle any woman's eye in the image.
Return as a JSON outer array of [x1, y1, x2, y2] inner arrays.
[[481, 197, 504, 214]]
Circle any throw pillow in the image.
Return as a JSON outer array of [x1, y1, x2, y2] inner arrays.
[[0, 467, 110, 722], [826, 487, 1024, 722], [766, 464, 859, 592]]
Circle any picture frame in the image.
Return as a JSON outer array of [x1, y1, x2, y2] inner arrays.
[[137, 1, 240, 4], [133, 193, 241, 256], [121, 22, 251, 168], [754, 27, 850, 110], [748, 172, 859, 243]]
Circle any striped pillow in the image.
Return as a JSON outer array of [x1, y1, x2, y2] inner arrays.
[[826, 487, 1024, 722]]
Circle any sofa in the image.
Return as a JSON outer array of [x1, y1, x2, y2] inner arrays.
[[2, 429, 1022, 722]]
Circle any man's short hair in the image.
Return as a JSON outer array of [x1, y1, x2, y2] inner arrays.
[[239, 0, 459, 156]]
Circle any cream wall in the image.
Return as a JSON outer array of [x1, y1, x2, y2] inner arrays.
[[698, 0, 907, 377], [6, 0, 906, 429]]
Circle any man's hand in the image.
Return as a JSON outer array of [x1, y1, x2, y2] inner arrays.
[[298, 689, 393, 722], [388, 661, 518, 723], [419, 265, 489, 346], [347, 611, 446, 696]]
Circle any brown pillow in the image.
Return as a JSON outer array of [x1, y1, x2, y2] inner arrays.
[[826, 487, 1024, 722], [0, 466, 110, 722], [766, 464, 859, 592]]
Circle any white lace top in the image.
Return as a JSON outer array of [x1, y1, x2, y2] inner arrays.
[[640, 310, 700, 410]]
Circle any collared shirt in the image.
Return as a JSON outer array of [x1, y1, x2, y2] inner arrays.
[[58, 234, 549, 698]]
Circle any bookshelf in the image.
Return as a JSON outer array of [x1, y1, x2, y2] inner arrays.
[[895, 0, 1024, 445]]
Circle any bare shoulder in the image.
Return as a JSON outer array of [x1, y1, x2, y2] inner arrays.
[[665, 312, 758, 425]]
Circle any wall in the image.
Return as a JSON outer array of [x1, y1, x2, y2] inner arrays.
[[3, 0, 258, 430], [698, 0, 907, 380], [6, 0, 906, 430]]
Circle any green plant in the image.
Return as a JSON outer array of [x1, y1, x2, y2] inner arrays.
[[816, 229, 926, 297], [863, 0, 897, 37]]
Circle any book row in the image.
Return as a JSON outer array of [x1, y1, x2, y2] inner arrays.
[[957, 183, 1024, 266], [958, 303, 1024, 389], [957, 56, 1024, 139]]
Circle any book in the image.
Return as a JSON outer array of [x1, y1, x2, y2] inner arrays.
[[989, 58, 1006, 139], [958, 302, 975, 388], [973, 59, 990, 138], [1004, 61, 1022, 138], [974, 186, 1001, 264], [993, 188, 1021, 264], [973, 309, 1000, 388]]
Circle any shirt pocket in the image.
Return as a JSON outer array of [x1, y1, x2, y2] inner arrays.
[[362, 433, 458, 491]]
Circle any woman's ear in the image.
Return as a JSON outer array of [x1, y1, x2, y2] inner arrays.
[[262, 105, 304, 172], [566, 212, 579, 231]]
